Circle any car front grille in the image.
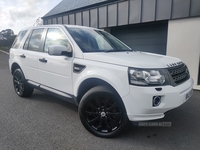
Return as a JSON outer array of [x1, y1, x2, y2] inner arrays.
[[167, 63, 190, 85]]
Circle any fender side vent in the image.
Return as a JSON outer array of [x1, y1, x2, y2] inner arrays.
[[73, 64, 86, 73]]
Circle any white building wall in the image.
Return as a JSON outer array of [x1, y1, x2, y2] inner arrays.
[[167, 17, 200, 89]]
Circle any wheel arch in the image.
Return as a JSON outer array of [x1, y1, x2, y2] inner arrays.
[[11, 62, 21, 75], [75, 78, 126, 110]]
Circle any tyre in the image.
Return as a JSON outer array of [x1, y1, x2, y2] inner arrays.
[[78, 86, 129, 138], [13, 69, 34, 97]]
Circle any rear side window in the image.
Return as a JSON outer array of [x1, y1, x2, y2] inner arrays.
[[12, 30, 27, 49], [23, 29, 44, 52]]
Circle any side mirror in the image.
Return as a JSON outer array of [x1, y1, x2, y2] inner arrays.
[[48, 45, 72, 57]]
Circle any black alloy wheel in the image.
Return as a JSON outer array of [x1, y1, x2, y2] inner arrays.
[[13, 69, 34, 97], [13, 70, 24, 96], [79, 86, 128, 138]]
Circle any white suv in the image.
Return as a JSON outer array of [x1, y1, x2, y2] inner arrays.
[[9, 25, 194, 137]]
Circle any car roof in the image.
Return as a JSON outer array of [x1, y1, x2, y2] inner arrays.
[[20, 25, 100, 32]]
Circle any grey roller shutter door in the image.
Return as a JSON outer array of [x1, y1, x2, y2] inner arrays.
[[111, 22, 168, 55]]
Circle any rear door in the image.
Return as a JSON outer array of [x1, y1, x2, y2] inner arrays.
[[21, 28, 45, 83]]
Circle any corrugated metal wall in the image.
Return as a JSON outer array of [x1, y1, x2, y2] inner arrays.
[[111, 22, 168, 55], [43, 0, 200, 28], [42, 0, 200, 56]]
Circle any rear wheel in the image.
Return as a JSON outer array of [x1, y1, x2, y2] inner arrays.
[[79, 86, 128, 138], [13, 69, 34, 97]]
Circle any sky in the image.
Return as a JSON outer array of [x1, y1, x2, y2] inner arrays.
[[0, 0, 62, 34]]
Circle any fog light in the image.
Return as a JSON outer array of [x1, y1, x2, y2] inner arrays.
[[153, 96, 161, 107]]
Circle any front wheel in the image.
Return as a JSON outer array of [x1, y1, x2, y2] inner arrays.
[[13, 69, 34, 97], [78, 86, 129, 138]]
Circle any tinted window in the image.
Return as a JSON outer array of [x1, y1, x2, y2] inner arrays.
[[67, 27, 131, 53], [12, 30, 27, 48], [24, 29, 44, 51], [44, 28, 72, 52], [23, 32, 31, 50]]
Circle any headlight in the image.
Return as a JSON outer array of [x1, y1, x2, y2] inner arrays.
[[128, 68, 166, 86]]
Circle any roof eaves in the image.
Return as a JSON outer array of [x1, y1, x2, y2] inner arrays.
[[42, 0, 117, 19]]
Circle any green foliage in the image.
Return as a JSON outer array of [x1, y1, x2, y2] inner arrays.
[[0, 35, 16, 48], [0, 47, 10, 52]]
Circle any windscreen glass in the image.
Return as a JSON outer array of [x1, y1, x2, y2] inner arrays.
[[67, 27, 132, 53]]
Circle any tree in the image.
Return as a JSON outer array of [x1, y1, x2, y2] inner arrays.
[[0, 29, 16, 48], [0, 29, 14, 40]]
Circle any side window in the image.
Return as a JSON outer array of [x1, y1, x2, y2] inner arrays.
[[23, 29, 44, 51], [12, 30, 27, 49], [44, 28, 72, 53], [23, 32, 31, 50]]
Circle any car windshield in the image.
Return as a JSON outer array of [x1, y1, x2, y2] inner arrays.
[[66, 27, 132, 53]]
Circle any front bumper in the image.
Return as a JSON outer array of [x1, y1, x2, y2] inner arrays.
[[122, 77, 194, 121]]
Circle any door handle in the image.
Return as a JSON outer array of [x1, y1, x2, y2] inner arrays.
[[20, 54, 26, 58], [39, 58, 47, 63]]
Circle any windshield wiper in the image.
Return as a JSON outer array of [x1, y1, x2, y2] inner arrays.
[[105, 49, 133, 53]]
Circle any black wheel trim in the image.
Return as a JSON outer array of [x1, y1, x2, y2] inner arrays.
[[84, 95, 123, 133], [13, 71, 24, 96]]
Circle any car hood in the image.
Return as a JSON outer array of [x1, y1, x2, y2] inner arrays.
[[83, 51, 181, 68]]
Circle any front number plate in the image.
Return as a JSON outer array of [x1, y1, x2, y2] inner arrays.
[[185, 89, 193, 101]]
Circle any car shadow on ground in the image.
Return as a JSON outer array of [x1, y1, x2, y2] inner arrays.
[[29, 89, 78, 112]]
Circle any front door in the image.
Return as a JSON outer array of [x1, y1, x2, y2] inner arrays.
[[38, 27, 73, 95]]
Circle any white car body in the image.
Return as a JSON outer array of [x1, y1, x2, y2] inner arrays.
[[74, 52, 194, 121], [9, 25, 193, 137]]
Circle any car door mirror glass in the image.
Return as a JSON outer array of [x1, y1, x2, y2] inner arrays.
[[48, 45, 72, 57]]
